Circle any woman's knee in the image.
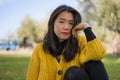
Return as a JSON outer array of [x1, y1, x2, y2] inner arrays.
[[63, 66, 90, 80], [84, 61, 109, 80], [85, 61, 104, 68]]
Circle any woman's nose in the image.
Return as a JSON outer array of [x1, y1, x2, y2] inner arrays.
[[63, 23, 69, 29]]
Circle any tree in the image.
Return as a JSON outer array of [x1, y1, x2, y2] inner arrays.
[[77, 0, 120, 55], [76, 0, 112, 43], [76, 0, 97, 24], [17, 16, 37, 43], [96, 0, 120, 56], [35, 20, 48, 42], [17, 16, 48, 44]]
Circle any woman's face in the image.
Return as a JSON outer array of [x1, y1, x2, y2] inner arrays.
[[54, 11, 74, 42]]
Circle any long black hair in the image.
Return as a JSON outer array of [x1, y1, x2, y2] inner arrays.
[[43, 5, 81, 62]]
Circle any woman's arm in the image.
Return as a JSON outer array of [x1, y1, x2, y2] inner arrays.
[[72, 22, 106, 65], [78, 35, 106, 65]]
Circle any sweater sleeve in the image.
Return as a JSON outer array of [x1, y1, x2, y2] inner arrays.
[[26, 43, 41, 80], [78, 35, 106, 65], [84, 27, 96, 42]]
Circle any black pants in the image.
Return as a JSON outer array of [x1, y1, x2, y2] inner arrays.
[[63, 61, 109, 80]]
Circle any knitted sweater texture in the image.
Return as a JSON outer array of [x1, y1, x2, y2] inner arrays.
[[26, 35, 106, 80]]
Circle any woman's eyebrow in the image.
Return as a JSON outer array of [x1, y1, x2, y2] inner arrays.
[[59, 18, 74, 22], [59, 18, 65, 20]]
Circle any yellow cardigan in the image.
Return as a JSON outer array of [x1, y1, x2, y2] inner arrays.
[[26, 35, 106, 80]]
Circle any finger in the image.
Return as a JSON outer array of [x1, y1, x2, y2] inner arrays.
[[74, 32, 77, 38], [72, 28, 76, 38], [72, 29, 77, 38], [74, 24, 84, 32], [72, 31, 75, 38]]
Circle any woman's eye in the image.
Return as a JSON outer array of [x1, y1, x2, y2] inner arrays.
[[59, 21, 64, 23], [69, 23, 74, 25]]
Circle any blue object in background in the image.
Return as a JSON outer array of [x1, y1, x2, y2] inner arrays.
[[0, 39, 19, 50]]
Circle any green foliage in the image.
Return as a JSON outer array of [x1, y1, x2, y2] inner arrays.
[[93, 26, 115, 44], [79, 0, 120, 32], [77, 0, 97, 24], [17, 16, 48, 42], [35, 20, 48, 42], [77, 0, 120, 48], [97, 0, 120, 31], [93, 0, 120, 55], [17, 16, 38, 42]]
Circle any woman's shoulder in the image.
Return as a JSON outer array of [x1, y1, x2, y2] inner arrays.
[[31, 42, 44, 56], [36, 42, 43, 47], [35, 42, 43, 49], [33, 42, 43, 51]]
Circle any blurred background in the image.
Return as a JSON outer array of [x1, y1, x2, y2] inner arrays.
[[0, 0, 120, 80]]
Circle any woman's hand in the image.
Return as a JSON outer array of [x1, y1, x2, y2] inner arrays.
[[72, 22, 90, 38]]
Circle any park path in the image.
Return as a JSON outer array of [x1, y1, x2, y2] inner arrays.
[[0, 48, 33, 55]]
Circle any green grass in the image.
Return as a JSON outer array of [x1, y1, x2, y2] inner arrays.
[[102, 54, 120, 80], [0, 54, 120, 80], [0, 54, 30, 80]]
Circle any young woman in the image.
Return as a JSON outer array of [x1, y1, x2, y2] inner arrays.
[[27, 5, 108, 80]]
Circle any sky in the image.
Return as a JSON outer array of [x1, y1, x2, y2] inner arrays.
[[0, 0, 80, 38]]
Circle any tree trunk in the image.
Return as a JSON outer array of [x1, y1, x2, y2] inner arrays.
[[113, 33, 120, 56]]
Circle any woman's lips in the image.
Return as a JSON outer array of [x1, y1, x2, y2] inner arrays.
[[61, 32, 69, 36]]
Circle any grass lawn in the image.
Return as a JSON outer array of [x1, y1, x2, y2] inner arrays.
[[0, 54, 120, 80], [102, 54, 120, 80], [0, 54, 30, 80]]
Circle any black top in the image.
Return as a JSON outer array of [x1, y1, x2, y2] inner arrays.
[[84, 27, 96, 42]]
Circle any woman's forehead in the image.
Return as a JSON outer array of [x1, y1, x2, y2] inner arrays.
[[57, 11, 74, 21]]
